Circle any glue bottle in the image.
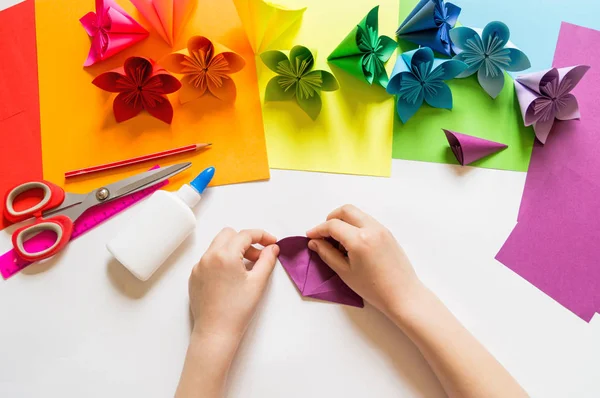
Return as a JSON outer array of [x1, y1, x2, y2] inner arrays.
[[107, 167, 215, 281]]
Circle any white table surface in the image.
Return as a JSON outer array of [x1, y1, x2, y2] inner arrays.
[[1, 1, 599, 397]]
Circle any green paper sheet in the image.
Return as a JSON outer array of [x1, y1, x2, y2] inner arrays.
[[257, 0, 399, 177], [393, 0, 535, 171]]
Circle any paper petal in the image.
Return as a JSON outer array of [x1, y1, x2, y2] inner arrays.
[[124, 57, 154, 82], [290, 45, 314, 72], [555, 94, 580, 121], [150, 72, 182, 94], [264, 77, 295, 101], [515, 68, 556, 94], [297, 93, 322, 121], [113, 91, 143, 122], [504, 48, 531, 72], [396, 91, 424, 123], [533, 118, 555, 144], [436, 59, 467, 80], [482, 21, 510, 48], [222, 52, 246, 74], [478, 68, 505, 99], [307, 276, 364, 308], [514, 81, 540, 126], [179, 76, 205, 103], [560, 65, 591, 90], [404, 47, 434, 70], [160, 52, 187, 74], [260, 50, 289, 73], [449, 26, 479, 51], [208, 77, 237, 102], [144, 96, 174, 124], [327, 26, 361, 60], [378, 35, 398, 63], [188, 35, 213, 54], [320, 71, 339, 91], [424, 83, 453, 109], [397, 0, 437, 34], [92, 71, 123, 92]]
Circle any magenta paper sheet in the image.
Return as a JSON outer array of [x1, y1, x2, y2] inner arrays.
[[497, 22, 600, 322]]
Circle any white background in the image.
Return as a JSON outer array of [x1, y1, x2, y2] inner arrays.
[[1, 1, 599, 397]]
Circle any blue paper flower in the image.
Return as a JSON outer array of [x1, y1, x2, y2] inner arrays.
[[396, 0, 461, 57], [387, 47, 467, 123], [450, 21, 531, 99]]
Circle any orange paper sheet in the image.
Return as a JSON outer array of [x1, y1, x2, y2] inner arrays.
[[0, 0, 43, 230], [35, 0, 270, 193]]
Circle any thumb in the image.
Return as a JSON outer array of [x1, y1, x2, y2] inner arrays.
[[251, 244, 280, 283], [308, 239, 349, 274]]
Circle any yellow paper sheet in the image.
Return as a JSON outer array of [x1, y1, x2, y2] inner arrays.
[[256, 0, 397, 177], [35, 0, 270, 193]]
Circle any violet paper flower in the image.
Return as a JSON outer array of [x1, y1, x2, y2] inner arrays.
[[397, 0, 461, 57], [386, 47, 467, 123], [515, 65, 591, 144], [450, 21, 530, 99]]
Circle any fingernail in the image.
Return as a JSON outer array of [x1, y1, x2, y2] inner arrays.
[[272, 245, 280, 255], [308, 240, 317, 251]]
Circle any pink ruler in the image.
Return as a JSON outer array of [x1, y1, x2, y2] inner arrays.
[[0, 180, 168, 280]]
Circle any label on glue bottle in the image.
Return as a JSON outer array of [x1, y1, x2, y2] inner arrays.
[[107, 167, 215, 281]]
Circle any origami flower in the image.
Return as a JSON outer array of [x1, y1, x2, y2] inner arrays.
[[92, 57, 182, 124], [397, 0, 461, 57], [80, 0, 148, 67], [328, 6, 397, 87], [386, 47, 467, 123], [450, 21, 531, 99], [261, 46, 339, 120], [129, 0, 196, 46], [514, 65, 590, 144], [161, 36, 246, 104]]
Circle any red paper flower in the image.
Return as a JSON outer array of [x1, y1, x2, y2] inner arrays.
[[92, 57, 182, 124], [161, 36, 245, 103]]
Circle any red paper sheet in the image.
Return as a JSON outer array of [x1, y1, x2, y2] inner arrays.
[[0, 0, 42, 230]]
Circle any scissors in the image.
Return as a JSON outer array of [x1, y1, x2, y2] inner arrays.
[[3, 163, 192, 262]]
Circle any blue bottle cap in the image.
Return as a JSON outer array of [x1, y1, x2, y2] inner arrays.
[[190, 167, 215, 194]]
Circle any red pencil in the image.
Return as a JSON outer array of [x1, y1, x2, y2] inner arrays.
[[65, 143, 212, 178]]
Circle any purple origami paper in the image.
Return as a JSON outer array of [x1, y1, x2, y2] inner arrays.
[[80, 0, 149, 67], [515, 65, 590, 144], [277, 237, 364, 308], [443, 129, 507, 166], [497, 22, 600, 322], [497, 168, 600, 322]]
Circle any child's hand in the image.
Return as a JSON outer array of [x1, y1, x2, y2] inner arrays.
[[306, 205, 423, 317], [189, 228, 279, 339]]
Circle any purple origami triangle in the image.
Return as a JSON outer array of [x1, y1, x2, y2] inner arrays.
[[443, 129, 508, 166], [277, 237, 364, 308]]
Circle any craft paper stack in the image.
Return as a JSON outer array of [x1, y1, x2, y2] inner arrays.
[[34, 0, 270, 193], [496, 23, 600, 322]]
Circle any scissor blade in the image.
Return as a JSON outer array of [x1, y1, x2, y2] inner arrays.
[[105, 162, 192, 199]]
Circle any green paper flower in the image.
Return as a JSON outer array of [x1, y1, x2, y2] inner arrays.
[[261, 46, 339, 120], [328, 6, 397, 88]]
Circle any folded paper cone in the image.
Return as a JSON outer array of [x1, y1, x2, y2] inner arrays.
[[443, 129, 508, 166]]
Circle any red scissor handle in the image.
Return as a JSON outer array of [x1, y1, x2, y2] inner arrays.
[[4, 180, 65, 223], [11, 215, 74, 262]]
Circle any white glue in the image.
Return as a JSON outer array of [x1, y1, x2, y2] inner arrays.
[[107, 167, 215, 281]]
